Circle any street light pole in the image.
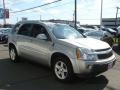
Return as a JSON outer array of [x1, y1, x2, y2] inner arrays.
[[3, 0, 6, 25], [74, 0, 77, 29], [115, 7, 120, 27], [115, 7, 120, 45], [100, 0, 103, 29]]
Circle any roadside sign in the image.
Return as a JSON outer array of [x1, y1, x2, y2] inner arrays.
[[0, 8, 9, 19], [0, 8, 4, 19]]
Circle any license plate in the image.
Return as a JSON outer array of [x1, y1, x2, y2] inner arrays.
[[108, 62, 113, 69]]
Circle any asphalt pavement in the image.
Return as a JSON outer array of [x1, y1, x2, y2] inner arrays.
[[0, 44, 120, 90]]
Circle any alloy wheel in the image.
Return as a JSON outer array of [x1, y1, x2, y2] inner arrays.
[[10, 48, 16, 61], [54, 61, 68, 80]]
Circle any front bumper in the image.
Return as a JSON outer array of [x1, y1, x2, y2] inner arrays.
[[71, 54, 116, 75], [86, 60, 116, 75]]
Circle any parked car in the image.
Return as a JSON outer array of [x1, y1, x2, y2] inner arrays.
[[0, 32, 6, 43], [0, 28, 12, 43], [84, 30, 114, 46], [81, 26, 116, 37], [77, 27, 97, 34], [98, 26, 116, 37], [117, 26, 120, 34], [8, 21, 116, 81], [83, 25, 99, 30]]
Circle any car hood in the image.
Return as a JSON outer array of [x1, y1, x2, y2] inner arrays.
[[59, 38, 110, 50]]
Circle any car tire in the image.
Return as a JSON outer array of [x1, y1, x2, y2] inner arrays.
[[9, 46, 19, 63], [52, 56, 74, 82], [107, 38, 114, 47]]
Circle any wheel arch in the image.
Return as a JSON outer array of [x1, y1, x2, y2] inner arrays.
[[50, 52, 73, 70], [8, 43, 19, 55]]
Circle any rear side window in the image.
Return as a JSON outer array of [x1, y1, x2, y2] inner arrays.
[[17, 24, 32, 36], [12, 24, 20, 33]]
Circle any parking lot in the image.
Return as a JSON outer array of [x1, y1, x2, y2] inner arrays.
[[0, 44, 120, 90]]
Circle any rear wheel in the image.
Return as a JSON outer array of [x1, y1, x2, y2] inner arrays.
[[52, 56, 73, 81], [9, 46, 19, 62]]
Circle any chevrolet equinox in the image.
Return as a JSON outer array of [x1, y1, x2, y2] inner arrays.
[[8, 21, 116, 81]]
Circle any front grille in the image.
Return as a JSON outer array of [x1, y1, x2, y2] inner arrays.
[[97, 51, 113, 59], [92, 64, 108, 72], [95, 48, 111, 52]]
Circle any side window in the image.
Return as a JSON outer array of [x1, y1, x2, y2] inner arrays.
[[31, 24, 42, 37], [17, 24, 32, 36], [12, 24, 20, 33], [31, 24, 50, 39]]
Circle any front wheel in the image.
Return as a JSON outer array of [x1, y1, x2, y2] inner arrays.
[[52, 57, 73, 81], [9, 46, 18, 63]]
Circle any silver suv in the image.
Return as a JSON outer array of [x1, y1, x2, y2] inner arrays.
[[8, 21, 116, 81]]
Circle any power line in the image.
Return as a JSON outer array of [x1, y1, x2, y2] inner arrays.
[[28, 1, 72, 13], [11, 0, 62, 13], [43, 1, 71, 10], [11, 1, 72, 17]]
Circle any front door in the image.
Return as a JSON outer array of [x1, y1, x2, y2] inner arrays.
[[30, 24, 53, 65]]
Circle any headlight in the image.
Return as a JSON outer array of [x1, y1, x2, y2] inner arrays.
[[76, 47, 97, 61]]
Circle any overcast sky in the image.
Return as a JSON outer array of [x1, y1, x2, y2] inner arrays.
[[0, 0, 120, 25]]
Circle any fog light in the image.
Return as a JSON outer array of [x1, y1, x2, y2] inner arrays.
[[87, 65, 92, 70]]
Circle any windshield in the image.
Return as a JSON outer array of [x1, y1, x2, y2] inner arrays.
[[52, 24, 83, 39]]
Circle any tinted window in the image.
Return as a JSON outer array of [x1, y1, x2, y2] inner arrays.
[[31, 24, 50, 39], [18, 24, 32, 36], [31, 24, 42, 37]]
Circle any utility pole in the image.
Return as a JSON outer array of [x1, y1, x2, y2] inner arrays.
[[73, 11, 75, 21], [3, 0, 6, 25], [115, 7, 120, 27], [40, 15, 42, 21], [17, 17, 18, 22], [100, 0, 103, 30], [74, 0, 77, 29], [115, 7, 120, 44]]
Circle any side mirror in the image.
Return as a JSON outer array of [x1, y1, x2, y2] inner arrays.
[[36, 34, 47, 40]]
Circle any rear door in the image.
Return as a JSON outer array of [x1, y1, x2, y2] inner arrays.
[[16, 23, 33, 58]]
